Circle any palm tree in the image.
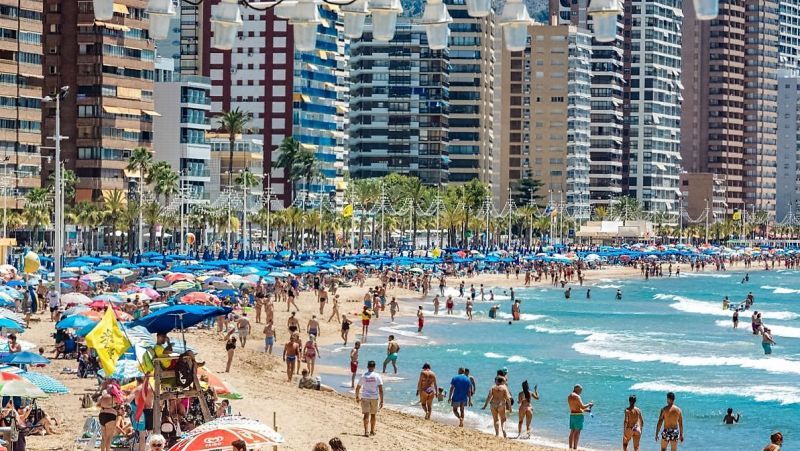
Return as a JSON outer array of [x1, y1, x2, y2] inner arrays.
[[592, 206, 610, 221], [276, 137, 301, 200], [351, 179, 380, 247], [23, 187, 51, 248], [48, 168, 79, 205], [128, 147, 153, 189], [293, 148, 318, 193], [235, 169, 261, 246], [154, 166, 180, 205], [217, 108, 252, 187], [610, 196, 642, 224], [142, 201, 163, 250], [102, 190, 127, 254], [71, 201, 100, 253]]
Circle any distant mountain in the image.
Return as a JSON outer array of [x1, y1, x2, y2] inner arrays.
[[401, 0, 549, 20]]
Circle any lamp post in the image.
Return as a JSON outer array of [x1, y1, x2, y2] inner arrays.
[[179, 169, 187, 254], [43, 86, 68, 300], [1, 155, 9, 239]]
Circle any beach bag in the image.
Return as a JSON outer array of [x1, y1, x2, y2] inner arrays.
[[175, 352, 195, 388]]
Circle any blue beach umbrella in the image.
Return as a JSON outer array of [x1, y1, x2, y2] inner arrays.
[[129, 305, 232, 334], [4, 281, 24, 288], [1, 351, 50, 366], [0, 318, 23, 332], [55, 315, 97, 330]]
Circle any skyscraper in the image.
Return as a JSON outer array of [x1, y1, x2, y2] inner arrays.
[[779, 0, 800, 68], [622, 0, 683, 214], [681, 0, 778, 216], [348, 22, 450, 185], [43, 0, 156, 202], [443, 0, 495, 186], [550, 0, 624, 208], [499, 23, 591, 221], [0, 0, 43, 206], [775, 68, 799, 222]]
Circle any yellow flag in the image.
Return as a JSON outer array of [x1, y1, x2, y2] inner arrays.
[[732, 211, 742, 221], [85, 308, 131, 377], [342, 204, 353, 218]]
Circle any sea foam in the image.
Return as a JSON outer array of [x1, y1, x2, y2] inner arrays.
[[630, 381, 800, 405]]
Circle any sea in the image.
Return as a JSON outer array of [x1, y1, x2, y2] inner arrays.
[[322, 268, 800, 450]]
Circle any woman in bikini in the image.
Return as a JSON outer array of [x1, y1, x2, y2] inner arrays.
[[97, 389, 118, 451], [517, 381, 540, 439], [415, 363, 438, 420], [340, 315, 352, 345], [623, 394, 643, 451], [303, 335, 320, 376], [482, 376, 512, 438]]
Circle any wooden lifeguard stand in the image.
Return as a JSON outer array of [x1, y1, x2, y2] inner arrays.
[[151, 354, 212, 435]]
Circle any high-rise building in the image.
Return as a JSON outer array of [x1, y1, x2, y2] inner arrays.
[[681, 0, 778, 216], [499, 23, 591, 220], [550, 0, 624, 208], [348, 22, 450, 185], [622, 0, 683, 214], [779, 0, 800, 68], [776, 68, 800, 222], [153, 57, 213, 205], [43, 0, 156, 202], [202, 3, 292, 206], [201, 2, 348, 207], [291, 5, 348, 202], [0, 0, 43, 207], [444, 0, 495, 186]]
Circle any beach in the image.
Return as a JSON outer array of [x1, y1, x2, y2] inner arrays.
[[24, 265, 646, 451]]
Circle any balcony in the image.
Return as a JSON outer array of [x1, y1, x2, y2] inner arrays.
[[181, 95, 211, 105]]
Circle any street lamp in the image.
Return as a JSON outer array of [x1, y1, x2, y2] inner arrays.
[[42, 86, 69, 300], [419, 0, 453, 50], [497, 0, 533, 52], [587, 0, 622, 43]]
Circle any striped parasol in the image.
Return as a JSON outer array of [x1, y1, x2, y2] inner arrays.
[[20, 371, 68, 394]]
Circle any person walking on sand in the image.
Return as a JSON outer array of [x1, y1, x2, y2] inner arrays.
[[623, 394, 644, 451], [237, 313, 251, 348], [517, 380, 539, 439], [382, 335, 400, 374], [448, 368, 471, 427], [263, 320, 275, 354], [282, 333, 300, 382], [318, 286, 328, 315], [764, 431, 783, 451], [224, 336, 236, 373], [341, 315, 352, 345], [303, 335, 320, 376], [355, 361, 384, 437], [350, 341, 361, 388], [287, 285, 299, 312], [567, 384, 594, 450], [655, 392, 684, 451], [417, 306, 425, 332], [360, 306, 372, 343], [416, 363, 438, 420], [389, 297, 399, 322], [482, 376, 512, 438], [327, 295, 341, 323], [307, 315, 321, 338]]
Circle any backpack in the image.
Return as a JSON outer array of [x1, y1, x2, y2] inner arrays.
[[175, 352, 196, 388]]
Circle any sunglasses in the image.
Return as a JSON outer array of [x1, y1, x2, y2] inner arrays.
[[151, 444, 165, 448]]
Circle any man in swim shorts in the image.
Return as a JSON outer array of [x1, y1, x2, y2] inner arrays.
[[350, 341, 361, 388], [417, 306, 425, 332], [382, 335, 400, 374], [567, 384, 593, 450], [282, 335, 300, 382], [655, 392, 684, 451]]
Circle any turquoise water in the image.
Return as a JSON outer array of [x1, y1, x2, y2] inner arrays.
[[323, 269, 800, 450]]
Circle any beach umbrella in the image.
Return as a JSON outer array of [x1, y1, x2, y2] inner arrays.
[[125, 292, 152, 302], [0, 318, 23, 332], [80, 273, 105, 283], [169, 281, 197, 292], [55, 315, 97, 330], [0, 351, 49, 366], [110, 268, 134, 278], [197, 367, 241, 399], [62, 292, 92, 305], [4, 280, 23, 288], [19, 371, 68, 394], [0, 379, 47, 398], [169, 425, 281, 451], [92, 294, 123, 304], [267, 271, 291, 278], [98, 358, 142, 380], [165, 273, 194, 283], [181, 292, 221, 305], [341, 264, 357, 271], [62, 305, 90, 317], [130, 305, 232, 335]]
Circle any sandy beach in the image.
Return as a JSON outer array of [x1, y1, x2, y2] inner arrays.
[[24, 264, 647, 451]]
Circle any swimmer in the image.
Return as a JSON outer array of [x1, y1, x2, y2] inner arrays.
[[616, 289, 623, 300], [722, 408, 740, 425]]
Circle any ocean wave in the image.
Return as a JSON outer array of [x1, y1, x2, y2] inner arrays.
[[378, 326, 429, 340], [714, 320, 800, 338], [595, 284, 622, 289], [495, 312, 548, 321], [483, 352, 539, 364], [760, 285, 800, 294], [658, 294, 799, 320], [573, 332, 800, 376], [524, 324, 593, 336], [630, 381, 800, 405], [683, 273, 733, 278]]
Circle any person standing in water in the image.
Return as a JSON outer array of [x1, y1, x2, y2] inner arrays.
[[762, 328, 776, 354], [465, 297, 473, 320], [763, 431, 783, 451], [516, 380, 539, 439], [567, 384, 593, 450], [388, 297, 399, 322], [360, 306, 372, 343], [415, 363, 438, 420], [511, 300, 521, 321], [655, 392, 684, 451], [722, 408, 740, 425], [432, 295, 440, 315], [350, 341, 361, 388], [733, 309, 739, 329], [623, 394, 644, 451], [616, 289, 623, 300], [417, 306, 425, 332], [382, 335, 400, 374]]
